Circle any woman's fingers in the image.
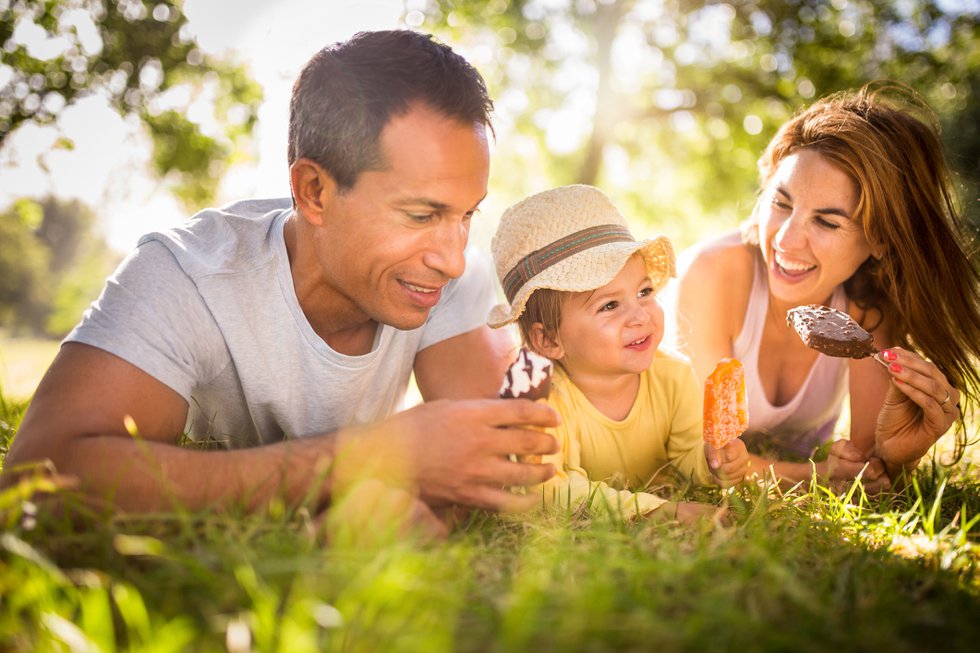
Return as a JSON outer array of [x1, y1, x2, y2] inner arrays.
[[881, 347, 959, 417]]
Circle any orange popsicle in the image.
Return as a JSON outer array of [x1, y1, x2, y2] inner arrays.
[[703, 357, 748, 448]]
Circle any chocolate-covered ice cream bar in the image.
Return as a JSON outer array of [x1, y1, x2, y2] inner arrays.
[[786, 304, 877, 359], [499, 347, 553, 400]]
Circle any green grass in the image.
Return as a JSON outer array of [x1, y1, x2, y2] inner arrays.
[[1, 393, 979, 652], [0, 329, 60, 401]]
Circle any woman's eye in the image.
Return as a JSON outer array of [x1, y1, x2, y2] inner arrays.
[[598, 301, 618, 313], [772, 199, 791, 210], [815, 215, 840, 230]]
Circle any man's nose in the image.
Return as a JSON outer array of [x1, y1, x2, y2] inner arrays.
[[423, 221, 468, 279]]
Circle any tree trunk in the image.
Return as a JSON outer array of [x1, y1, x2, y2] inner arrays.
[[576, 0, 627, 185]]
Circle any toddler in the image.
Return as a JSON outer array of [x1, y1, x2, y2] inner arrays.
[[489, 185, 749, 522]]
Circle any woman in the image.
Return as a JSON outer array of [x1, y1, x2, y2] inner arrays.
[[672, 81, 979, 487]]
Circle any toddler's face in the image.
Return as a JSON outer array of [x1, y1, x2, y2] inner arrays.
[[556, 253, 662, 378]]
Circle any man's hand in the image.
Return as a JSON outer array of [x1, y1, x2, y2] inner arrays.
[[705, 437, 751, 488], [317, 478, 450, 548], [333, 398, 561, 513]]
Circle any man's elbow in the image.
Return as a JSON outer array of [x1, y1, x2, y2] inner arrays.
[[2, 422, 78, 489]]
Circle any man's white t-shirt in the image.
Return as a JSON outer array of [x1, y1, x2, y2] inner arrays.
[[66, 198, 496, 448]]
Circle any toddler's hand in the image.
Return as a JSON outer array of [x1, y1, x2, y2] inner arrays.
[[706, 437, 751, 489], [648, 500, 730, 526]]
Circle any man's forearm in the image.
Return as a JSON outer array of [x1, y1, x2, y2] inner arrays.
[[7, 432, 340, 514]]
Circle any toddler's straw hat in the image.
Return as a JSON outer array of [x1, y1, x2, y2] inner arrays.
[[488, 184, 675, 328]]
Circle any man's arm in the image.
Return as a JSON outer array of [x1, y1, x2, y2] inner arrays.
[[5, 341, 561, 514], [3, 343, 340, 513], [413, 324, 515, 400]]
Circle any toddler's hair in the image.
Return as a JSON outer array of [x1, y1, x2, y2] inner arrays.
[[517, 287, 568, 354]]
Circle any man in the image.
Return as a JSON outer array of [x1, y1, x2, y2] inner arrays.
[[3, 30, 559, 524]]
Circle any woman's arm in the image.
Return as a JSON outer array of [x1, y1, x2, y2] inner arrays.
[[844, 312, 947, 483], [846, 355, 891, 457], [845, 305, 893, 457], [747, 439, 889, 492], [872, 347, 961, 479], [672, 233, 751, 382]]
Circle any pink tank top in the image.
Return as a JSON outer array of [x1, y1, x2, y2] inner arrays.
[[732, 252, 849, 458]]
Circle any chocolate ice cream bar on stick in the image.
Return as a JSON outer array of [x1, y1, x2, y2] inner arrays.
[[786, 304, 878, 359], [499, 347, 554, 468], [499, 347, 553, 400]]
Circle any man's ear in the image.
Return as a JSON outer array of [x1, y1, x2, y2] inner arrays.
[[529, 322, 563, 361], [289, 158, 337, 227]]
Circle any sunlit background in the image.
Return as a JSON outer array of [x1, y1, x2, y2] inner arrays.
[[1, 0, 978, 396], [0, 0, 411, 251]]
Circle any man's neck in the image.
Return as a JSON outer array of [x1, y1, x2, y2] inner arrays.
[[283, 212, 379, 356]]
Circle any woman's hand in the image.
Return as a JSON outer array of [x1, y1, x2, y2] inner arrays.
[[823, 439, 890, 493], [874, 347, 960, 466]]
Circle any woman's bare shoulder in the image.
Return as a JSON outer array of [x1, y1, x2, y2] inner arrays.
[[677, 231, 756, 285], [668, 231, 757, 365]]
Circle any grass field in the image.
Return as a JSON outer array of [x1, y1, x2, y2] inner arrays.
[[1, 391, 978, 652], [0, 330, 59, 401]]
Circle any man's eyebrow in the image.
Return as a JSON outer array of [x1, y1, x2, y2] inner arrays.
[[397, 198, 450, 211], [775, 186, 852, 219], [396, 192, 488, 212]]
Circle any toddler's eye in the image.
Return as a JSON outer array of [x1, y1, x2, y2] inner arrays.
[[598, 301, 618, 313], [638, 287, 654, 299]]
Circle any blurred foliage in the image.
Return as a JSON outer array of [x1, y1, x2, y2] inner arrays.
[[0, 0, 263, 210], [0, 197, 117, 337], [415, 0, 980, 247]]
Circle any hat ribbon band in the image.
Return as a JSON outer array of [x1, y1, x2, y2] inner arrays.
[[502, 224, 634, 303]]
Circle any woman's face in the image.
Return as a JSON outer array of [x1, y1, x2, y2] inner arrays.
[[757, 149, 873, 308]]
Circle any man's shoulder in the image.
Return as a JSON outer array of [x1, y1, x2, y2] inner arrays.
[[138, 198, 292, 279]]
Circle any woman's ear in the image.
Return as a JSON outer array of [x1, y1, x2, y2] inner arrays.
[[529, 323, 563, 361], [289, 158, 337, 227]]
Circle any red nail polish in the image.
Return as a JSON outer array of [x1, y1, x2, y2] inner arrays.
[[882, 349, 898, 361], [889, 363, 903, 373]]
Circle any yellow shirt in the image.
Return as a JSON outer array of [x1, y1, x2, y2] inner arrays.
[[539, 349, 712, 519]]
